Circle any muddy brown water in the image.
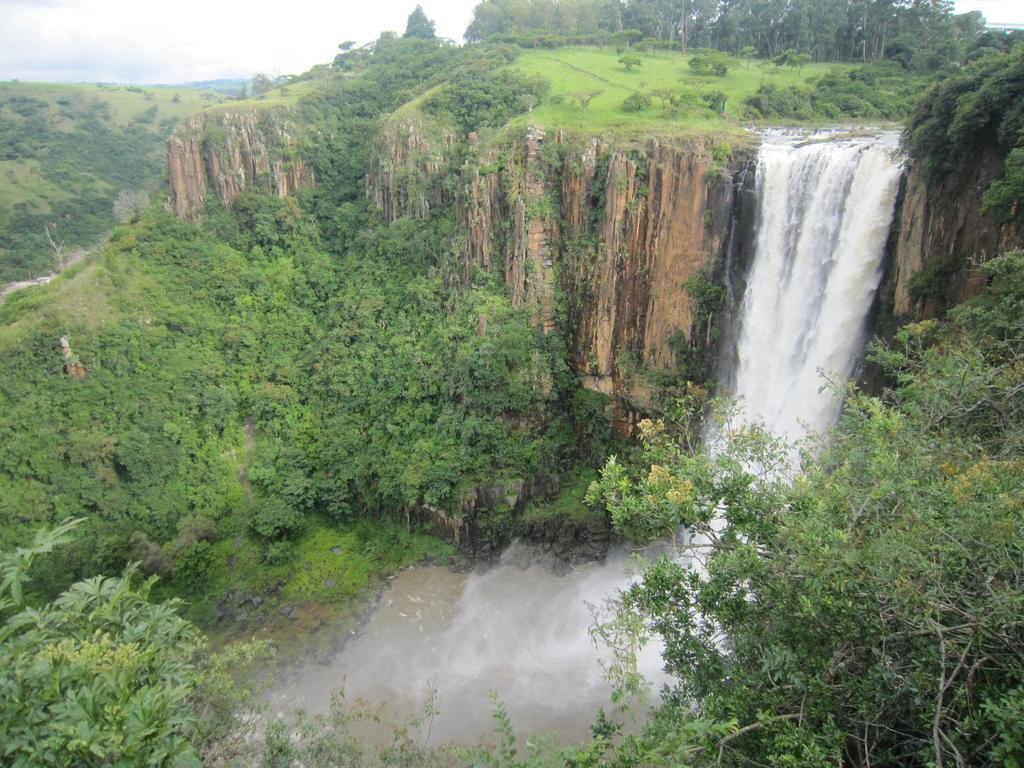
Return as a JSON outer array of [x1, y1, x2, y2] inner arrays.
[[266, 541, 668, 746]]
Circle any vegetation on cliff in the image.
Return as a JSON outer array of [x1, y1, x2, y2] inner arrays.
[[907, 42, 1024, 225], [899, 42, 1024, 310], [0, 33, 601, 625], [581, 251, 1024, 767]]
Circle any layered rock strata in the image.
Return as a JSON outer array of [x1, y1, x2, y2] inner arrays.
[[167, 110, 313, 220], [368, 121, 754, 430]]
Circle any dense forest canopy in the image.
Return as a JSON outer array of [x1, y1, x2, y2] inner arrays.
[[0, 31, 591, 621], [465, 0, 1001, 66]]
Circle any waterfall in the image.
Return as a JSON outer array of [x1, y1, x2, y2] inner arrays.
[[726, 131, 903, 444], [265, 132, 908, 745]]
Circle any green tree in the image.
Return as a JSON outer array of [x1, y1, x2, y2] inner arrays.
[[618, 54, 642, 70], [621, 92, 652, 111], [404, 5, 436, 40], [773, 48, 812, 74], [652, 87, 676, 110], [688, 49, 732, 77], [0, 520, 203, 766], [702, 90, 727, 113], [983, 147, 1024, 224], [252, 72, 275, 95], [572, 90, 603, 110]]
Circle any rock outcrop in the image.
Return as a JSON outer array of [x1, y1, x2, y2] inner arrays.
[[556, 138, 747, 426], [368, 122, 753, 431], [891, 145, 1022, 318], [365, 118, 454, 222], [59, 335, 86, 380], [167, 110, 313, 220]]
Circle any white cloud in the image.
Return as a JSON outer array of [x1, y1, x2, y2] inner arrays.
[[0, 0, 480, 83], [954, 0, 1024, 25], [2, 1, 1020, 84]]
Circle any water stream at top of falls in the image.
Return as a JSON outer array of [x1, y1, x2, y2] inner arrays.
[[726, 130, 904, 444]]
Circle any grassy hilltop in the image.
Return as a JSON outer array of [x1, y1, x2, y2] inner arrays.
[[387, 42, 924, 149], [509, 46, 851, 135]]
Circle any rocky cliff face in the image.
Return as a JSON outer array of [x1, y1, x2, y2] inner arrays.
[[369, 120, 753, 431], [365, 118, 454, 222], [167, 110, 313, 220], [554, 137, 748, 427], [891, 145, 1022, 318]]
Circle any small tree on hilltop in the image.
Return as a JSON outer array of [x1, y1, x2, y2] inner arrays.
[[573, 90, 603, 110], [773, 48, 812, 74], [689, 50, 732, 77], [113, 189, 150, 224], [404, 5, 436, 40], [618, 54, 642, 71], [653, 88, 676, 111], [621, 92, 652, 112], [703, 90, 728, 113], [252, 72, 274, 96]]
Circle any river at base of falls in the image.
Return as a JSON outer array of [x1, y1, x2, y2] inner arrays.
[[266, 541, 668, 746]]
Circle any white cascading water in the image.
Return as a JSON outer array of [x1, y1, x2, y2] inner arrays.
[[729, 131, 903, 443]]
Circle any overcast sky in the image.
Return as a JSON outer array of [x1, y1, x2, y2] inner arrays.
[[1, 0, 1021, 84]]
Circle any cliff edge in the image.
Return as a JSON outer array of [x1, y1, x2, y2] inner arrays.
[[167, 109, 314, 220]]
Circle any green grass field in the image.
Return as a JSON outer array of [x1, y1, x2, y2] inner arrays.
[[195, 77, 330, 114], [508, 46, 853, 137], [0, 81, 224, 129]]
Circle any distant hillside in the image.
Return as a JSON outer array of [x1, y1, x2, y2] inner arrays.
[[0, 82, 227, 282], [158, 78, 251, 95]]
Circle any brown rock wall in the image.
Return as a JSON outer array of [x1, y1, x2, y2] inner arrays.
[[365, 118, 453, 223], [892, 147, 1022, 317], [167, 110, 312, 220], [365, 121, 754, 430], [449, 128, 753, 427]]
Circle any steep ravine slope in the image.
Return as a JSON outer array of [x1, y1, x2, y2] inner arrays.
[[367, 117, 756, 432], [167, 108, 1022, 427], [891, 144, 1023, 317]]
